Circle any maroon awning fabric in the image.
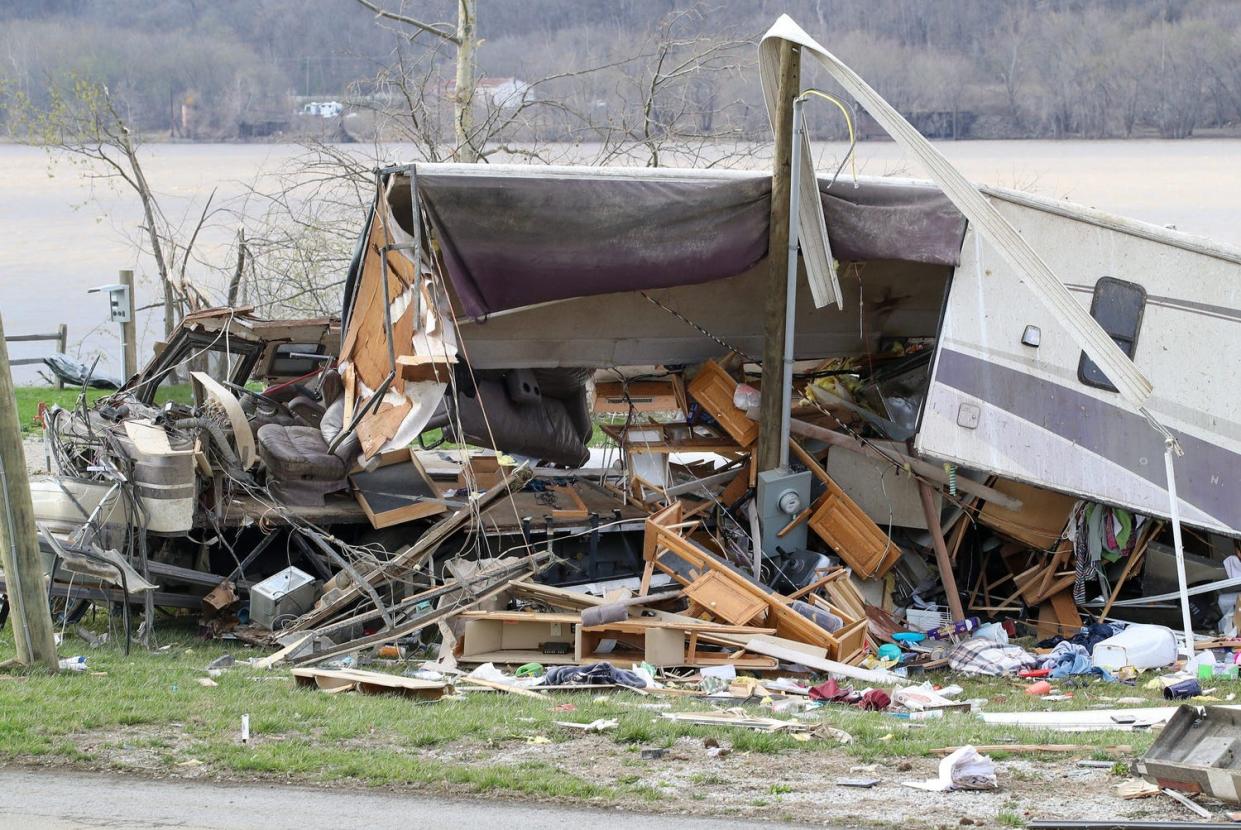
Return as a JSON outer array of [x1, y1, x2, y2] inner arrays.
[[410, 166, 966, 318]]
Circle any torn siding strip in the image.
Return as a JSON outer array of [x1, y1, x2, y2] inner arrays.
[[758, 15, 1153, 409], [758, 37, 841, 311]]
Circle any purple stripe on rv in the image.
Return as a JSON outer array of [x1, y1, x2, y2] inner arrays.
[[934, 348, 1240, 531]]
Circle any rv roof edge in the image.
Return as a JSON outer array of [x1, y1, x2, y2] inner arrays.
[[983, 186, 1241, 267]]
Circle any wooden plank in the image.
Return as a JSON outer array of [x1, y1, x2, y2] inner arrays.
[[742, 638, 903, 685], [755, 34, 800, 472], [288, 464, 531, 632], [459, 677, 548, 700], [978, 480, 1077, 549], [549, 483, 589, 522], [919, 480, 964, 620], [1036, 588, 1082, 640], [292, 667, 450, 700]]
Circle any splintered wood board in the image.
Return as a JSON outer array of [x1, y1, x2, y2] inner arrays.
[[687, 360, 758, 447], [292, 668, 450, 700], [357, 398, 413, 459]]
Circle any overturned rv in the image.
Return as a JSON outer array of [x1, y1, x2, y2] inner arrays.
[[11, 15, 1240, 658], [354, 162, 1241, 538]]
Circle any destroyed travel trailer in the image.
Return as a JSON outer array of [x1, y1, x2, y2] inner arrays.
[[7, 19, 1241, 775]]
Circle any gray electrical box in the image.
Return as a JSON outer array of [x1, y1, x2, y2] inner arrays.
[[88, 283, 132, 324], [756, 467, 812, 559], [250, 566, 318, 630]]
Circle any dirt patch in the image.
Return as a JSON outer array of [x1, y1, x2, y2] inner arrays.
[[32, 724, 1204, 827], [446, 733, 1189, 827], [22, 436, 47, 476]]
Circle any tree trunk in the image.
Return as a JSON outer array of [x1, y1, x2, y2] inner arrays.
[[121, 132, 178, 336], [454, 0, 477, 163]]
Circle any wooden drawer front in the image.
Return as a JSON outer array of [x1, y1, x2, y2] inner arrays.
[[687, 361, 758, 448]]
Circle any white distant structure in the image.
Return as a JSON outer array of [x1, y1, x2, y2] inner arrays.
[[477, 78, 533, 110], [301, 101, 343, 118]]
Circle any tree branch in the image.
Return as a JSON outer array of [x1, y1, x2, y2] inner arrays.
[[352, 0, 460, 45]]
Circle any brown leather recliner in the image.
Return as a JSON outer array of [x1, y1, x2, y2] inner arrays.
[[256, 371, 359, 506]]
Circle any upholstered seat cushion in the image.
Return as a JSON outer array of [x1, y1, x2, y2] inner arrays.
[[256, 423, 347, 482]]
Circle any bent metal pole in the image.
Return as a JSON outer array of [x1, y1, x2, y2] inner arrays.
[[1163, 441, 1196, 657]]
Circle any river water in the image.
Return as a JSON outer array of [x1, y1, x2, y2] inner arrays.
[[1, 139, 1239, 383]]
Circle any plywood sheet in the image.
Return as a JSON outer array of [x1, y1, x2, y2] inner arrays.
[[979, 480, 1076, 549]]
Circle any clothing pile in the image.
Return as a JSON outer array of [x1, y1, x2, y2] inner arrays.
[[948, 637, 1039, 676], [1073, 503, 1146, 603], [1038, 641, 1114, 680], [808, 678, 890, 710], [1037, 621, 1126, 652]]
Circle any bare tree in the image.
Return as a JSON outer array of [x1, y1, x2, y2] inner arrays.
[[354, 0, 479, 162]]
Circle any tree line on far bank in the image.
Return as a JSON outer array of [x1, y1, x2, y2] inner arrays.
[[2, 0, 1240, 144]]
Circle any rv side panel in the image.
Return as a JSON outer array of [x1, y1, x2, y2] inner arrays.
[[917, 196, 1241, 536]]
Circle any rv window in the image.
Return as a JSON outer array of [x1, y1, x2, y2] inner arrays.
[[268, 343, 325, 377], [1078, 277, 1146, 392]]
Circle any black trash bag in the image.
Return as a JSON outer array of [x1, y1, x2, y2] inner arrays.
[[41, 354, 122, 390]]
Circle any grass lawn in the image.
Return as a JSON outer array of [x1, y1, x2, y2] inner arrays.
[[0, 619, 1187, 808], [13, 387, 110, 434]]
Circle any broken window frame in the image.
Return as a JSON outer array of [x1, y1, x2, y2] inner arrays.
[[1077, 276, 1147, 393], [131, 332, 264, 406]]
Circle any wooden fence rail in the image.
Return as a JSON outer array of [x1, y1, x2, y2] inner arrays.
[[4, 323, 68, 388]]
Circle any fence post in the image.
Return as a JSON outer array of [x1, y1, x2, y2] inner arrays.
[[53, 324, 67, 390], [119, 270, 137, 380]]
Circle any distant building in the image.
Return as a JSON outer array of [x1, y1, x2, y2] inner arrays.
[[300, 101, 344, 118], [437, 77, 535, 110], [476, 77, 534, 110]]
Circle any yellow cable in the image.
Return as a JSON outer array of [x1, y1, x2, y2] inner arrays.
[[798, 89, 858, 186]]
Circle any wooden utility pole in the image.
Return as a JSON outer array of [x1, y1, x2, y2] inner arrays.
[[0, 314, 59, 671], [119, 269, 138, 380], [756, 41, 800, 473]]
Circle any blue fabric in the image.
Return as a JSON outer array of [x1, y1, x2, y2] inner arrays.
[[1039, 641, 1114, 681]]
